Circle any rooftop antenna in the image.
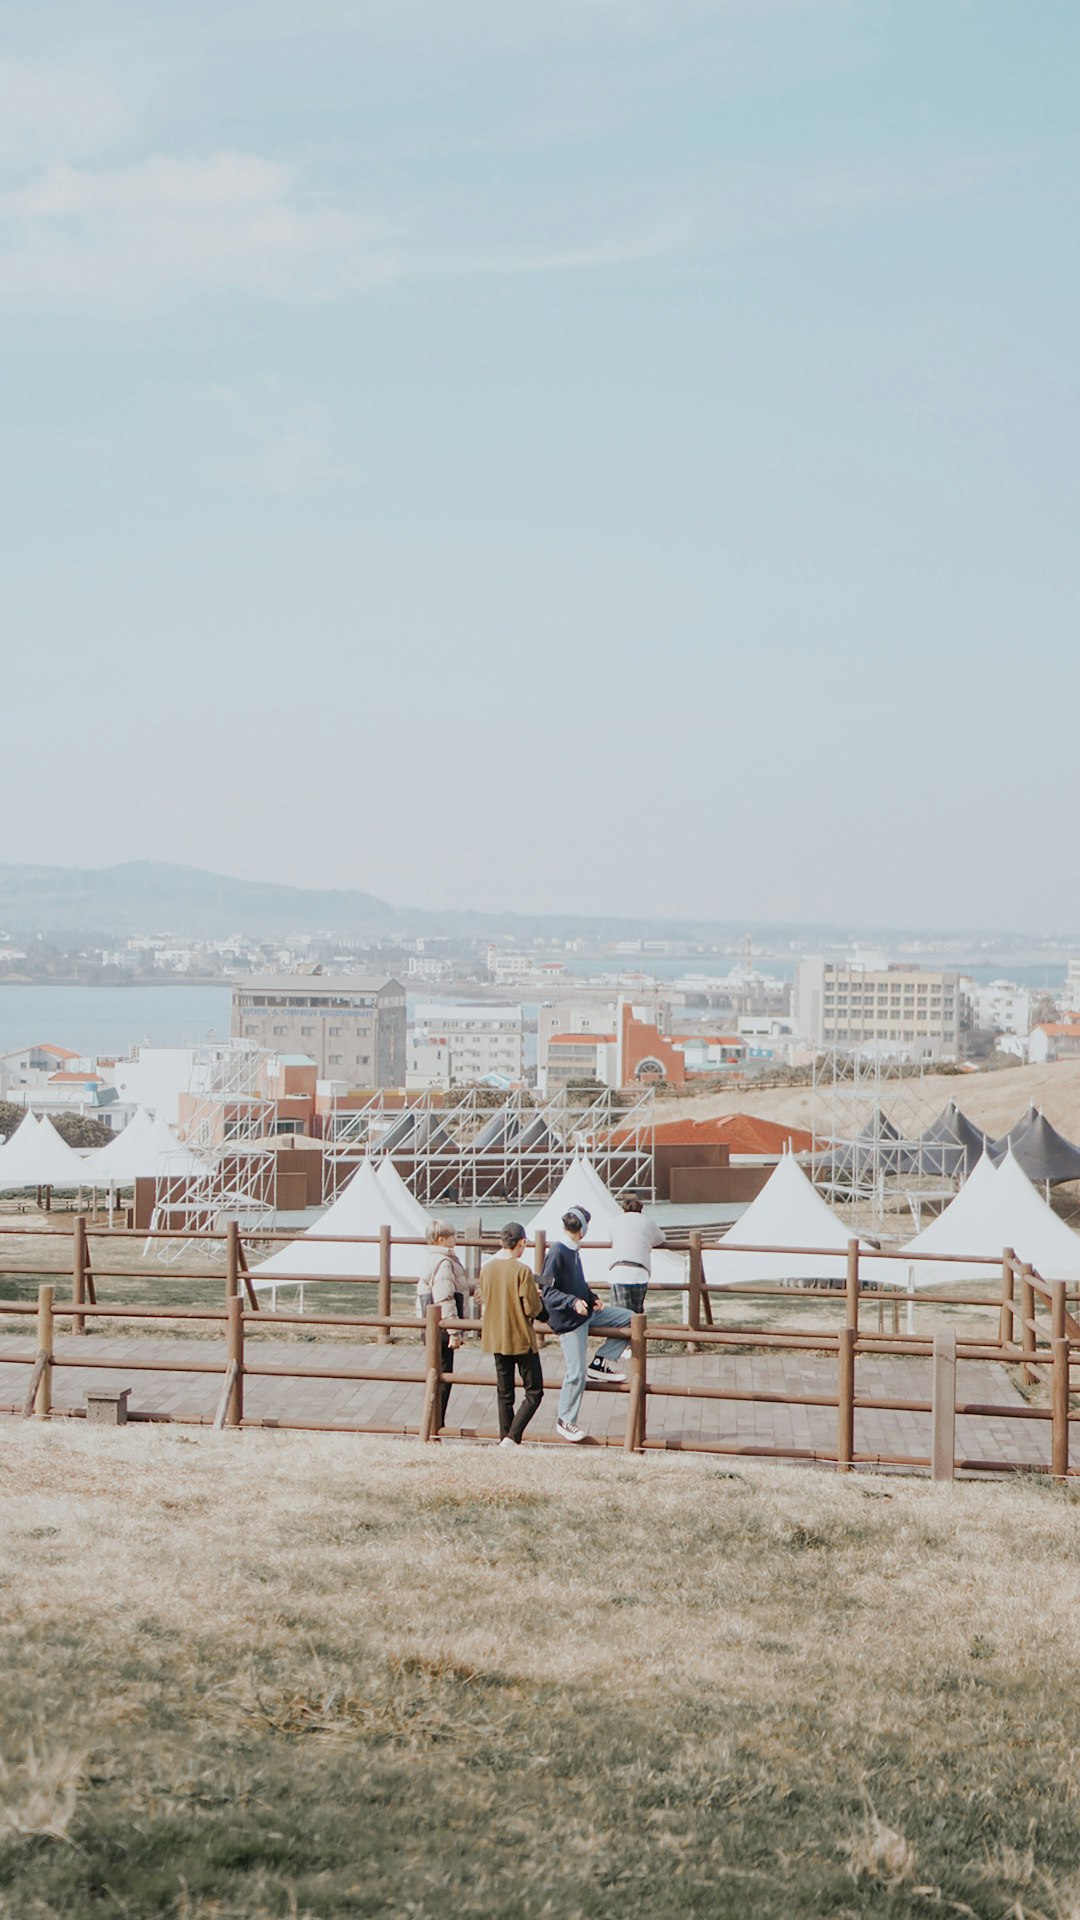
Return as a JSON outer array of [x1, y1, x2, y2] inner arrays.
[[745, 932, 753, 975]]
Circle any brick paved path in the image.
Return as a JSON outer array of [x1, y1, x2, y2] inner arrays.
[[0, 1333, 1050, 1471]]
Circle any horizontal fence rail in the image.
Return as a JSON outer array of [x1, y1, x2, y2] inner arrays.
[[1, 1214, 1078, 1481]]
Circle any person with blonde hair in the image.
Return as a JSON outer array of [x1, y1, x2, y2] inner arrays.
[[417, 1219, 474, 1435]]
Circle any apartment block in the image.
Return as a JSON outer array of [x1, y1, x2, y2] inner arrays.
[[231, 973, 406, 1085], [411, 1003, 523, 1087], [794, 959, 961, 1060]]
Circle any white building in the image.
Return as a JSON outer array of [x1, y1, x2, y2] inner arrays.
[[537, 1002, 617, 1089], [411, 1004, 523, 1088], [0, 1043, 81, 1092], [794, 957, 961, 1061], [486, 948, 533, 980], [969, 979, 1032, 1038], [1061, 960, 1080, 1014], [405, 1035, 451, 1092]]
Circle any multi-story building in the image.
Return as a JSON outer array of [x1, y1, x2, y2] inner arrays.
[[231, 973, 406, 1085], [969, 979, 1032, 1038], [537, 1002, 618, 1085], [405, 1034, 451, 1092], [411, 1003, 523, 1087], [794, 959, 961, 1061], [1061, 960, 1080, 1015], [485, 947, 533, 979]]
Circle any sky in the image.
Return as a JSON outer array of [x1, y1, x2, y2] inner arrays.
[[2, 0, 1079, 931]]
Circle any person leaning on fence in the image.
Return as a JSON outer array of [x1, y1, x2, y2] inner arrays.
[[609, 1194, 666, 1316], [417, 1220, 474, 1435], [479, 1222, 546, 1448], [541, 1205, 631, 1444]]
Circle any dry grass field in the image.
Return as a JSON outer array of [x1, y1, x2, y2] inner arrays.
[[655, 1059, 1080, 1143], [3, 1427, 1080, 1919]]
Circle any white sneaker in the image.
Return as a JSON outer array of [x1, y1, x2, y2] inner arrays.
[[556, 1418, 586, 1443], [498, 1436, 518, 1448]]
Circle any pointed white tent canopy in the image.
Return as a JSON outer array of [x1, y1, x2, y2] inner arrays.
[[83, 1108, 155, 1181], [526, 1153, 686, 1289], [254, 1157, 427, 1292], [900, 1150, 1080, 1285], [375, 1158, 431, 1237], [0, 1113, 87, 1189], [703, 1152, 869, 1288], [146, 1113, 206, 1179], [85, 1108, 204, 1184], [0, 1110, 41, 1175]]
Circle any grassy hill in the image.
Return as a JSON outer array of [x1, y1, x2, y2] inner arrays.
[[0, 860, 393, 940], [660, 1059, 1080, 1145], [2, 1425, 1079, 1918]]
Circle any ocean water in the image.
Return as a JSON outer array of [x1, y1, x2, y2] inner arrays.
[[0, 984, 233, 1059], [554, 955, 1067, 989]]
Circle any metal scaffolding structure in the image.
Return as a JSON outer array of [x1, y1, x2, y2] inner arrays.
[[151, 1042, 278, 1262], [321, 1086, 656, 1206], [809, 1048, 955, 1234]]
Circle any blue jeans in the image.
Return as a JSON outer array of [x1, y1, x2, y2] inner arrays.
[[557, 1304, 631, 1427]]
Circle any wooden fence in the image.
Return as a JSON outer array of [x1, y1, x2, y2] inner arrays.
[[1, 1216, 1078, 1479]]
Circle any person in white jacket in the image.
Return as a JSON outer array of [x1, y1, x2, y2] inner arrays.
[[608, 1195, 666, 1315], [416, 1221, 475, 1434]]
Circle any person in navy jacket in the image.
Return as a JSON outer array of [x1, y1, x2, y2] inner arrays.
[[541, 1206, 631, 1443]]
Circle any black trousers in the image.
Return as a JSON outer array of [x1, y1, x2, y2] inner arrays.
[[494, 1349, 544, 1442], [439, 1332, 455, 1429]]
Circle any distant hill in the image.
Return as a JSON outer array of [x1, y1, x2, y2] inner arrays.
[[0, 862, 393, 940], [0, 860, 1054, 950]]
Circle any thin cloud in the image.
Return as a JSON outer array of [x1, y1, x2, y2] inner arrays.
[[0, 57, 130, 167], [425, 212, 692, 276], [0, 151, 401, 308], [210, 389, 355, 496]]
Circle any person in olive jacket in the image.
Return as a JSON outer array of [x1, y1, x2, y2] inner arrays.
[[541, 1206, 631, 1443], [480, 1222, 546, 1447]]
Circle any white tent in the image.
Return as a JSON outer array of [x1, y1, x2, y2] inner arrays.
[[253, 1156, 428, 1296], [84, 1108, 203, 1185], [526, 1154, 686, 1291], [84, 1108, 155, 1182], [0, 1113, 87, 1189], [702, 1152, 869, 1288], [0, 1111, 41, 1177], [374, 1158, 431, 1237], [901, 1149, 1080, 1286]]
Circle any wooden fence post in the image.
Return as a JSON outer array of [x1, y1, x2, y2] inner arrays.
[[72, 1213, 87, 1337], [419, 1302, 442, 1441], [378, 1224, 392, 1344], [836, 1325, 855, 1472], [624, 1310, 647, 1453], [687, 1231, 703, 1351], [1052, 1335, 1070, 1480], [225, 1219, 239, 1304], [1020, 1265, 1036, 1386], [999, 1248, 1016, 1351], [931, 1330, 956, 1481], [226, 1296, 244, 1428], [845, 1239, 860, 1330], [35, 1283, 54, 1420]]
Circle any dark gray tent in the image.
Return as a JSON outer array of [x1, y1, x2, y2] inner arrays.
[[989, 1106, 1039, 1166], [990, 1107, 1080, 1185], [467, 1107, 522, 1155], [377, 1109, 420, 1155], [515, 1113, 558, 1153], [917, 1102, 990, 1179], [819, 1107, 920, 1181]]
